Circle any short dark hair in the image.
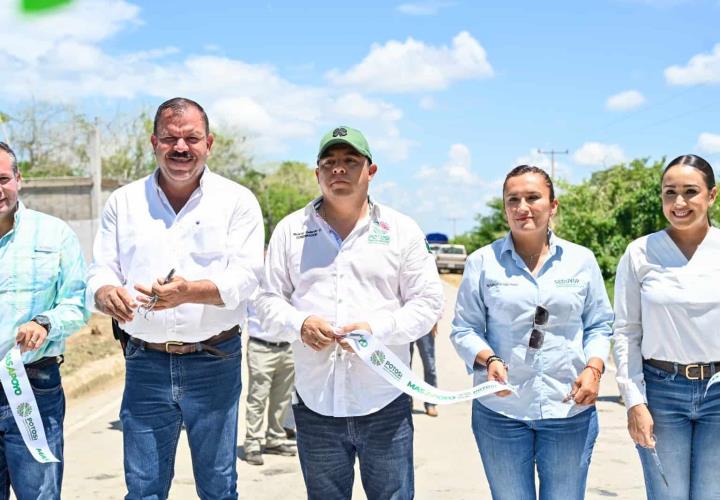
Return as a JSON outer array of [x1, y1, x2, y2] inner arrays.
[[662, 154, 716, 191], [153, 97, 210, 136], [0, 141, 18, 175], [503, 165, 555, 201]]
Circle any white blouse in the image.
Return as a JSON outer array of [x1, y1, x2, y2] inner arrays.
[[613, 227, 720, 408]]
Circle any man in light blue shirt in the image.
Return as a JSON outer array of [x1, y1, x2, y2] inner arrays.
[[451, 231, 612, 421], [0, 141, 89, 499]]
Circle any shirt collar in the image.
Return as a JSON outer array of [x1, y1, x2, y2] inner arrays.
[[500, 229, 560, 261], [307, 195, 379, 219]]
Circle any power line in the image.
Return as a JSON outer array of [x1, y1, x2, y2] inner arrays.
[[537, 149, 568, 179]]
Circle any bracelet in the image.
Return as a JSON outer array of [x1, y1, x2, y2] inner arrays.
[[584, 365, 602, 381], [485, 355, 506, 370]]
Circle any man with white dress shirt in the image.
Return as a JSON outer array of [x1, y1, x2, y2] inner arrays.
[[87, 98, 264, 500], [256, 126, 444, 500]]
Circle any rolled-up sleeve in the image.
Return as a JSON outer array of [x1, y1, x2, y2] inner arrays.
[[581, 255, 613, 363], [451, 255, 492, 373], [86, 193, 124, 311], [255, 222, 306, 342], [211, 194, 264, 310], [613, 249, 647, 409], [368, 225, 444, 345], [43, 226, 90, 341]]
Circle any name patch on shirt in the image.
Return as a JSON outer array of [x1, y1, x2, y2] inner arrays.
[[554, 278, 583, 288], [368, 221, 390, 245], [485, 279, 518, 288], [293, 229, 320, 239]]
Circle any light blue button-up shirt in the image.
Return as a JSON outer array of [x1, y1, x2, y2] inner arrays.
[[451, 231, 613, 420], [0, 202, 89, 363]]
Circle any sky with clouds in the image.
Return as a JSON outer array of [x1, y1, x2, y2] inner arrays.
[[1, 0, 720, 236]]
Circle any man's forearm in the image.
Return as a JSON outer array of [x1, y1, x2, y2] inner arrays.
[[188, 280, 224, 306]]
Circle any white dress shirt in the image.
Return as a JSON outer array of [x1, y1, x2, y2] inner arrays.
[[256, 197, 444, 417], [87, 168, 264, 342], [614, 227, 720, 409]]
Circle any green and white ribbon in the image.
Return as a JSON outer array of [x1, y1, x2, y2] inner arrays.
[[346, 331, 516, 405], [705, 372, 720, 397], [0, 347, 59, 463]]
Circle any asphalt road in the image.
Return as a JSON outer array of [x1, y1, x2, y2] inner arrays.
[[62, 281, 646, 499]]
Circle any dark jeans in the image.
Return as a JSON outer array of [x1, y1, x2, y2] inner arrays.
[[292, 394, 414, 500], [410, 333, 437, 409], [120, 334, 242, 500], [0, 363, 64, 500]]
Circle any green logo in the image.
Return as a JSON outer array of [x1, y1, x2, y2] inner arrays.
[[368, 224, 391, 245], [358, 338, 368, 348], [370, 350, 385, 366], [17, 403, 32, 418]]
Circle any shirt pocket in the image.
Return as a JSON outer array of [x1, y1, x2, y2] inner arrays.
[[188, 224, 227, 264], [5, 246, 59, 310]]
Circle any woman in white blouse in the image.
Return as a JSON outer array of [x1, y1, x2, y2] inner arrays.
[[614, 154, 720, 499]]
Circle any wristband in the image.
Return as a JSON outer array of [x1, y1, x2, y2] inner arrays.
[[584, 365, 602, 381], [485, 355, 506, 370]]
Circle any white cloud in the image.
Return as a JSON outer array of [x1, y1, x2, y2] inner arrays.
[[415, 165, 437, 179], [605, 90, 646, 111], [326, 31, 493, 93], [573, 142, 627, 167], [0, 0, 413, 159], [697, 132, 720, 154], [419, 96, 436, 110], [665, 44, 720, 85], [444, 144, 475, 182], [396, 1, 454, 15]]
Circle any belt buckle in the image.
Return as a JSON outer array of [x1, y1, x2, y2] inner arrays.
[[684, 363, 704, 380], [165, 341, 185, 354]]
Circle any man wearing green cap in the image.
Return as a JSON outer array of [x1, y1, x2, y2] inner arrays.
[[257, 126, 443, 499]]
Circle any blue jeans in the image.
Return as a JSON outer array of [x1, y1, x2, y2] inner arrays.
[[292, 393, 414, 500], [638, 363, 720, 499], [0, 362, 64, 500], [121, 334, 242, 500], [410, 333, 437, 409], [472, 400, 598, 500]]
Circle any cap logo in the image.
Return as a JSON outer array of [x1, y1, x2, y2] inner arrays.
[[332, 127, 348, 138]]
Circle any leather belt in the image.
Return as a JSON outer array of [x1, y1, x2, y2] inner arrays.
[[249, 337, 291, 348], [129, 325, 240, 356], [645, 358, 720, 381], [25, 356, 63, 369]]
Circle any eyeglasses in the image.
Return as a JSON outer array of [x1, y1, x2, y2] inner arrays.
[[529, 305, 548, 349]]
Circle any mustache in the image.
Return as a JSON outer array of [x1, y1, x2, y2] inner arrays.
[[167, 151, 194, 160]]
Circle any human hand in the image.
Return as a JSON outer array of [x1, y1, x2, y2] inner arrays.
[[336, 322, 373, 352], [487, 358, 512, 397], [430, 324, 438, 338], [134, 275, 190, 311], [628, 404, 655, 448], [16, 321, 49, 353], [300, 316, 337, 351], [96, 285, 137, 323], [566, 366, 601, 405]]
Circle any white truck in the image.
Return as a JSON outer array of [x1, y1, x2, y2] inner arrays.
[[433, 244, 467, 273]]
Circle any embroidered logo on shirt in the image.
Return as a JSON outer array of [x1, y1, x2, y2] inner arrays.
[[368, 221, 391, 245], [554, 278, 583, 288], [293, 229, 320, 239], [485, 279, 518, 288]]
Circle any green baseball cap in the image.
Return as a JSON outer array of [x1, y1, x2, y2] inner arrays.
[[317, 126, 372, 162]]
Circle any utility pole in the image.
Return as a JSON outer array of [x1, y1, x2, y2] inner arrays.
[[447, 217, 459, 240], [537, 148, 568, 180], [91, 117, 102, 235]]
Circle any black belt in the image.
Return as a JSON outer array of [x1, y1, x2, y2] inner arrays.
[[249, 337, 291, 348], [26, 356, 63, 369], [645, 359, 720, 381]]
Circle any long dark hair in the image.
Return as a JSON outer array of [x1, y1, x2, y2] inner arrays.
[[662, 154, 716, 190]]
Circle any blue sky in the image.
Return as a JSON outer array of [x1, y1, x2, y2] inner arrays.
[[2, 0, 720, 236]]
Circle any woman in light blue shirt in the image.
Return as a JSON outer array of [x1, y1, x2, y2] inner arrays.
[[452, 165, 613, 500]]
